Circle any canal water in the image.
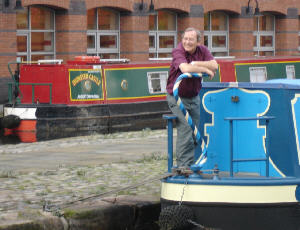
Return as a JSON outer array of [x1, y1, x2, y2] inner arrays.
[[0, 129, 21, 145]]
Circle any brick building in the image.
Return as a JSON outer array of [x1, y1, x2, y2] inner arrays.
[[0, 0, 300, 103]]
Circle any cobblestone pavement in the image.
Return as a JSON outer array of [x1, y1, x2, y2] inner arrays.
[[0, 129, 172, 225]]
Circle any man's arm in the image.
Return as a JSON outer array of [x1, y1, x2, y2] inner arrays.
[[192, 60, 218, 72], [179, 61, 217, 79]]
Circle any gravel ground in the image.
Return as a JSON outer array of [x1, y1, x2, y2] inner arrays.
[[0, 129, 171, 224]]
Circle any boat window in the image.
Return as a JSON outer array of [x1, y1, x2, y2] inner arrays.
[[286, 65, 296, 79], [87, 8, 120, 59], [253, 15, 275, 56], [149, 11, 177, 59], [204, 12, 229, 57], [16, 6, 55, 61], [147, 71, 168, 94], [249, 67, 267, 82]]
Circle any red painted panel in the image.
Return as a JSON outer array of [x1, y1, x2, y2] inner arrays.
[[20, 65, 69, 104], [4, 120, 37, 143], [7, 120, 36, 132], [217, 60, 236, 82]]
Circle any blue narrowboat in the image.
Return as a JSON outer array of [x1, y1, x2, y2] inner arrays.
[[160, 79, 300, 230]]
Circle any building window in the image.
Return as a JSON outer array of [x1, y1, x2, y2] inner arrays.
[[87, 8, 120, 59], [249, 67, 267, 82], [253, 15, 275, 56], [17, 6, 55, 61], [149, 11, 177, 59], [204, 12, 229, 57], [147, 71, 168, 94]]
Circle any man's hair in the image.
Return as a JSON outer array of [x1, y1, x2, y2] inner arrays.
[[182, 27, 201, 42]]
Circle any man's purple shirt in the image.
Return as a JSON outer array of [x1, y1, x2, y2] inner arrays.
[[167, 43, 214, 98]]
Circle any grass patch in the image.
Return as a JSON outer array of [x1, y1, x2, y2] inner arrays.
[[0, 170, 17, 178], [17, 209, 42, 220], [63, 209, 77, 218]]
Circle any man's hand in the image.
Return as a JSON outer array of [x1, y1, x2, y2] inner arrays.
[[179, 60, 218, 80], [179, 63, 216, 80], [203, 68, 215, 80], [192, 60, 218, 73]]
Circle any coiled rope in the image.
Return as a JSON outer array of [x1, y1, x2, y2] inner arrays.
[[172, 72, 209, 170]]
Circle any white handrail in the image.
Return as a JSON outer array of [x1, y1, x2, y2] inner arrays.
[[38, 59, 63, 65], [100, 58, 130, 63]]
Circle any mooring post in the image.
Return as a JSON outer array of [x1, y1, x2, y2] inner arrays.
[[163, 114, 177, 173]]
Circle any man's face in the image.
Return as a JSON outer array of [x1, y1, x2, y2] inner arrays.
[[182, 30, 198, 54]]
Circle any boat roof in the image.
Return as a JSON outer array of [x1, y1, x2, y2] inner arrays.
[[203, 79, 300, 89], [216, 55, 300, 63]]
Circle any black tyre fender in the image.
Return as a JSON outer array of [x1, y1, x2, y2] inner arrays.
[[159, 205, 194, 230], [1, 114, 21, 129]]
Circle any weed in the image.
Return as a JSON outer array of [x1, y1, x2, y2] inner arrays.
[[36, 191, 48, 196], [0, 170, 17, 178], [77, 170, 86, 177], [63, 209, 77, 218], [18, 185, 25, 190], [17, 209, 42, 220]]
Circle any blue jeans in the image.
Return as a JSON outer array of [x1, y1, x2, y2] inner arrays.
[[167, 94, 200, 167]]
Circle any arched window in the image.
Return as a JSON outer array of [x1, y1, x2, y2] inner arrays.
[[149, 11, 177, 59], [204, 12, 229, 57], [16, 6, 55, 61], [253, 14, 275, 56], [87, 8, 120, 59]]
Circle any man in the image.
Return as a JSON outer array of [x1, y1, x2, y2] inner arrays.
[[166, 27, 218, 168]]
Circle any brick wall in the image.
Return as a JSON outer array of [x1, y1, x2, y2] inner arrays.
[[56, 14, 87, 60], [120, 14, 149, 61], [23, 0, 69, 9], [275, 8, 299, 56], [229, 16, 254, 57], [0, 11, 16, 78]]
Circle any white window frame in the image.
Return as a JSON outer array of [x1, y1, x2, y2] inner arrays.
[[286, 65, 296, 79], [253, 15, 275, 56], [17, 6, 56, 61], [87, 8, 120, 59], [149, 31, 156, 53], [249, 66, 267, 82], [157, 31, 176, 52], [147, 71, 168, 94], [149, 11, 177, 60], [97, 30, 119, 54], [87, 32, 96, 53], [204, 12, 229, 56], [16, 32, 28, 58]]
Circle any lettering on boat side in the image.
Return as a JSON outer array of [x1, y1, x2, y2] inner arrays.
[[77, 94, 100, 99], [72, 73, 101, 87], [69, 69, 104, 101]]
